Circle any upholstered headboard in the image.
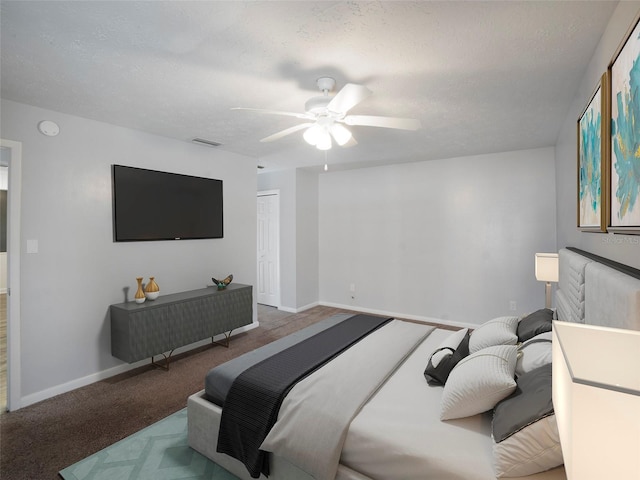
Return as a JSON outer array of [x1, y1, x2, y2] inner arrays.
[[557, 248, 640, 331], [556, 249, 592, 324]]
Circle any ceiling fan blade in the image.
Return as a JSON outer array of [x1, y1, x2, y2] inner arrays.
[[343, 115, 422, 131], [342, 135, 358, 148], [327, 84, 372, 114], [232, 107, 312, 120], [260, 123, 314, 143]]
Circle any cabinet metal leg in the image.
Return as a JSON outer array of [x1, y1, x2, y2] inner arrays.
[[212, 330, 233, 348], [151, 350, 174, 371]]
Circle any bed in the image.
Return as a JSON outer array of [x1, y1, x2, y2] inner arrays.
[[188, 247, 640, 480]]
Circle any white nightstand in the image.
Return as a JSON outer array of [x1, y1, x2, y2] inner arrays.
[[552, 320, 640, 480]]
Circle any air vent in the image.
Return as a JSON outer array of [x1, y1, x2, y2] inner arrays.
[[257, 165, 265, 169], [191, 138, 222, 147]]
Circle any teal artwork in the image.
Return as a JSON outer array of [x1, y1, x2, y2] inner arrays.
[[611, 19, 640, 229], [579, 86, 602, 228]]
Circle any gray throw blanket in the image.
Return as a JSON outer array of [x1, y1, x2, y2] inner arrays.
[[216, 314, 392, 478]]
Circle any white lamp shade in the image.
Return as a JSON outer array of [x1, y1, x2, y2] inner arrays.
[[315, 129, 332, 150], [329, 123, 352, 146], [535, 253, 559, 282], [552, 321, 640, 480], [303, 124, 323, 146], [303, 124, 332, 150]]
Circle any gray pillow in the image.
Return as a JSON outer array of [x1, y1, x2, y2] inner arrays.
[[516, 309, 553, 343], [492, 363, 553, 442], [491, 363, 562, 477]]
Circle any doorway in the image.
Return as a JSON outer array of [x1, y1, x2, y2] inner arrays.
[[257, 191, 280, 307], [1, 139, 22, 412], [0, 151, 6, 412]]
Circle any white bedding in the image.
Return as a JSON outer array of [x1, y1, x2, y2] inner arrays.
[[341, 329, 564, 480], [189, 325, 565, 480], [342, 328, 495, 479], [262, 320, 433, 480]]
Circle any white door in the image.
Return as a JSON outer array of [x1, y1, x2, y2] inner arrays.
[[257, 191, 280, 307]]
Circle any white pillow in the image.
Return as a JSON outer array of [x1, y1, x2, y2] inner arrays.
[[515, 331, 552, 377], [431, 328, 469, 367], [493, 414, 563, 477], [469, 316, 519, 353], [440, 344, 518, 420]]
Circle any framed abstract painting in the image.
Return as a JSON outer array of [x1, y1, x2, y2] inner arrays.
[[608, 14, 640, 234], [577, 74, 608, 232]]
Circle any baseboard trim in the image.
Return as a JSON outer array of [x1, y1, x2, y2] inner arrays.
[[318, 301, 476, 330], [277, 301, 319, 314], [18, 322, 259, 410]]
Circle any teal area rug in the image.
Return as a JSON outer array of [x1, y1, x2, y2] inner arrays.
[[59, 408, 240, 480]]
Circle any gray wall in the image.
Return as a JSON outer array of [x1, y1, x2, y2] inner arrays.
[[556, 1, 640, 268], [1, 99, 257, 404], [319, 147, 557, 326]]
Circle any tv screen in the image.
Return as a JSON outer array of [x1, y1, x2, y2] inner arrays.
[[112, 165, 223, 242]]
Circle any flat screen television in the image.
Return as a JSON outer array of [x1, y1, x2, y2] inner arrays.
[[112, 165, 223, 242]]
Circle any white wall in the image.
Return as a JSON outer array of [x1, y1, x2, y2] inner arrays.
[[319, 147, 557, 327], [295, 169, 319, 310], [0, 253, 6, 293], [0, 99, 257, 405], [556, 1, 640, 268], [0, 164, 7, 188]]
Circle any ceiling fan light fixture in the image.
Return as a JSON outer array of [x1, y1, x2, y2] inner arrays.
[[329, 123, 352, 146], [240, 77, 419, 155], [316, 130, 332, 150], [303, 124, 323, 145]]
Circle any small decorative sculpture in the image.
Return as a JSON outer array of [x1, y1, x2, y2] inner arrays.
[[212, 274, 233, 290]]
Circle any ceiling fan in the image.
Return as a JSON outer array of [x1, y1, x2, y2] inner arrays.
[[233, 77, 422, 150]]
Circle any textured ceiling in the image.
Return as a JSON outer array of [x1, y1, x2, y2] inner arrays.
[[0, 1, 617, 172]]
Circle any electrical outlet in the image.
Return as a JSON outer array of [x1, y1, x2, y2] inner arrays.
[[509, 300, 517, 311], [350, 283, 356, 293]]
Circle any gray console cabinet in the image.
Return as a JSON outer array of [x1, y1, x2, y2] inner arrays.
[[110, 283, 253, 364]]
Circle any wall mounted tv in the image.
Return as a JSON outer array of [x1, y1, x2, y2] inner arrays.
[[112, 165, 223, 242]]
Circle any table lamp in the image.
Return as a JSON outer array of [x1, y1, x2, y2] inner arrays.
[[535, 253, 558, 308]]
